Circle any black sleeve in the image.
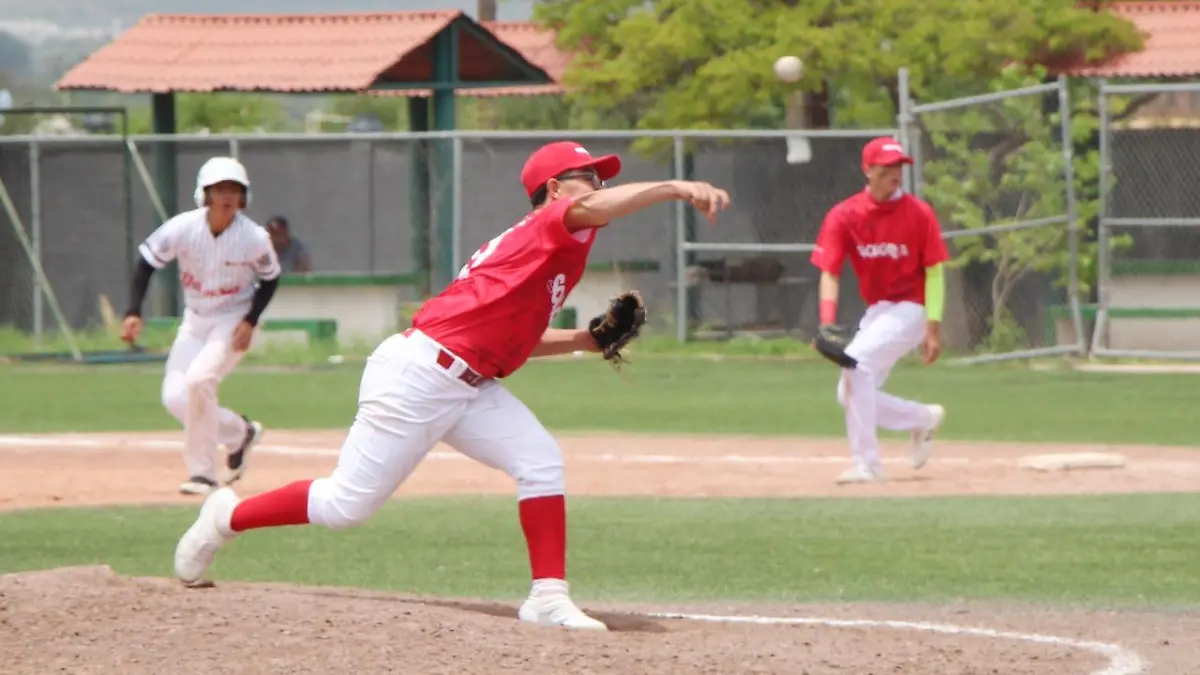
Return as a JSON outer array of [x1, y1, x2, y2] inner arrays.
[[243, 277, 280, 327], [125, 258, 156, 318]]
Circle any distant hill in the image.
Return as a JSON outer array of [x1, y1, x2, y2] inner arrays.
[[0, 0, 534, 33]]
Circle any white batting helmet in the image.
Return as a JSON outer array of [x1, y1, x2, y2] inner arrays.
[[193, 156, 252, 208]]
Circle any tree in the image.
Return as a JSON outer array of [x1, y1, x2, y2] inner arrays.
[[534, 0, 1142, 141], [472, 95, 637, 131], [915, 66, 1066, 351], [324, 95, 408, 131]]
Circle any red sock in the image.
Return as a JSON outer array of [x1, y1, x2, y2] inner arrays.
[[518, 495, 566, 580], [229, 480, 313, 532]]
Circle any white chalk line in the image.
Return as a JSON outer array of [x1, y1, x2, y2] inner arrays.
[[5, 435, 1198, 474], [0, 434, 1015, 467], [648, 612, 1145, 675]]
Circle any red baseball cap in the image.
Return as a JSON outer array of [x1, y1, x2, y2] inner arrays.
[[861, 137, 913, 166], [520, 141, 622, 197]]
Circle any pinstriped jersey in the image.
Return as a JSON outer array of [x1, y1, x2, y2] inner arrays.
[[139, 208, 282, 317]]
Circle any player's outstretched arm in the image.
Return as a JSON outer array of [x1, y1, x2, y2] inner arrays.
[[818, 271, 840, 325], [529, 328, 600, 358], [565, 180, 730, 232]]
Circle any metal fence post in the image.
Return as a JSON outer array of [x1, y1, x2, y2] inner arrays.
[[366, 139, 377, 273], [1090, 81, 1111, 356], [28, 139, 42, 340], [896, 67, 913, 194], [1058, 75, 1085, 355], [451, 135, 463, 275], [673, 134, 687, 342], [121, 111, 134, 281]]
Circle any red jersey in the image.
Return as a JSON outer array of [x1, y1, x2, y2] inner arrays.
[[411, 197, 595, 379], [810, 189, 949, 306]]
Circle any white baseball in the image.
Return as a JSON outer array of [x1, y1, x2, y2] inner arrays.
[[774, 55, 803, 83]]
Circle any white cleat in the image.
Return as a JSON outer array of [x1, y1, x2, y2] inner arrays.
[[174, 487, 240, 586], [911, 404, 946, 470], [836, 463, 884, 485], [179, 476, 218, 496], [518, 579, 608, 630], [225, 418, 263, 486]]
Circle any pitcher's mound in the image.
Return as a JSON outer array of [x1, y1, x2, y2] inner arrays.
[[0, 565, 1120, 675]]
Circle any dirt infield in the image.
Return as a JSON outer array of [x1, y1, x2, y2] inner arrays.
[[2, 430, 1198, 673]]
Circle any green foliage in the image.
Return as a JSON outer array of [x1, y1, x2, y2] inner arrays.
[[535, 0, 1143, 152], [324, 94, 409, 131], [128, 93, 292, 134], [471, 95, 636, 131]]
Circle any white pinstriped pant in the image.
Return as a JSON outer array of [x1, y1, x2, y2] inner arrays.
[[161, 309, 253, 481]]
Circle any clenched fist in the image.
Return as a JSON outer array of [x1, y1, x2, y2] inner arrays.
[[231, 320, 255, 353], [672, 180, 731, 224], [120, 315, 143, 344]]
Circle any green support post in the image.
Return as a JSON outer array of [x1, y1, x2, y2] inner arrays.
[[151, 93, 180, 317], [409, 98, 432, 297], [121, 111, 134, 286], [430, 25, 458, 292]]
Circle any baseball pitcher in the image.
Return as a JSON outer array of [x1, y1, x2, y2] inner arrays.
[[173, 141, 729, 630]]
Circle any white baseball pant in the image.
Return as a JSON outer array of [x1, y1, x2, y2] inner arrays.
[[306, 329, 564, 529], [837, 300, 938, 469], [161, 309, 253, 482], [302, 329, 559, 528]]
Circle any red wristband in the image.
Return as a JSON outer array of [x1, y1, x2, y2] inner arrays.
[[819, 299, 837, 325]]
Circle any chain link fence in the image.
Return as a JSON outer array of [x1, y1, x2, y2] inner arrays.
[[1092, 82, 1200, 359], [0, 110, 1094, 356], [678, 131, 893, 341], [0, 107, 133, 359], [900, 72, 1084, 364]]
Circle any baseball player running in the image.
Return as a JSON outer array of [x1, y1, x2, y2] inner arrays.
[[121, 156, 281, 496], [172, 141, 730, 630], [810, 137, 948, 484]]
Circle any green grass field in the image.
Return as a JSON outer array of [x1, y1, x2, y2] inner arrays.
[[2, 351, 1198, 611], [3, 493, 1200, 608], [2, 355, 1198, 444]]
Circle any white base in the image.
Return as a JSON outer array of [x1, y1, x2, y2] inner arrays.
[[1017, 452, 1127, 472]]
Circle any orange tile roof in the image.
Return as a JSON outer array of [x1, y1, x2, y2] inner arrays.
[[1061, 2, 1200, 77], [54, 11, 553, 94], [384, 21, 569, 99]]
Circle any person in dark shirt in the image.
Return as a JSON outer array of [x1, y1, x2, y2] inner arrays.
[[265, 216, 312, 273]]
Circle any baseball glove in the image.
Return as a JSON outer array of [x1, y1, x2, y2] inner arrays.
[[588, 290, 647, 366], [812, 324, 858, 369]]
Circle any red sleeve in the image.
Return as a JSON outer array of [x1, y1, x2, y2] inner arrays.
[[536, 197, 591, 249], [810, 206, 846, 274], [919, 202, 950, 266]]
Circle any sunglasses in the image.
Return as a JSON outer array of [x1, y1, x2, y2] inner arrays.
[[556, 170, 606, 189]]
